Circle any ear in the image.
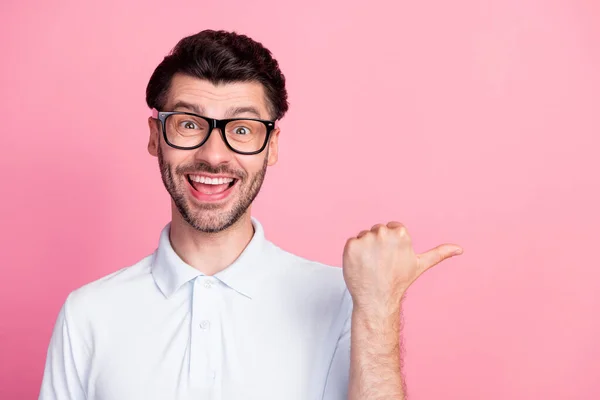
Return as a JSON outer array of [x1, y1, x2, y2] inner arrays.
[[266, 128, 280, 166], [147, 117, 159, 157]]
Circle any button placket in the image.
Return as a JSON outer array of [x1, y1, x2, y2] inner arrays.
[[191, 276, 220, 387], [199, 279, 215, 330]]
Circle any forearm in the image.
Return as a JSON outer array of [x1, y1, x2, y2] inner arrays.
[[348, 304, 405, 400]]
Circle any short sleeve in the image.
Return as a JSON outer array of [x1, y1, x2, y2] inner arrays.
[[39, 294, 89, 400], [322, 289, 353, 400]]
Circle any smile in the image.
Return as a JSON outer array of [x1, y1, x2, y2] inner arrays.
[[186, 173, 238, 200]]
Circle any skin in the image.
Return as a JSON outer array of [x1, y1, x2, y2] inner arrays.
[[148, 73, 464, 398]]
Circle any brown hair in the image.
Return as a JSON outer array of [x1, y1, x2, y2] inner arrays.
[[146, 30, 289, 120]]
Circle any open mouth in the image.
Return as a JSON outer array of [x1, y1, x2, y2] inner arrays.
[[186, 174, 238, 196]]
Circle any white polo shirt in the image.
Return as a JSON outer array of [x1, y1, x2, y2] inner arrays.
[[39, 218, 353, 400]]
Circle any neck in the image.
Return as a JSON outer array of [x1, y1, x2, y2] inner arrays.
[[168, 204, 255, 276]]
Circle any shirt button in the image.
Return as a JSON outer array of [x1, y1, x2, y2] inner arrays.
[[204, 280, 212, 289], [211, 371, 216, 379], [200, 320, 210, 330]]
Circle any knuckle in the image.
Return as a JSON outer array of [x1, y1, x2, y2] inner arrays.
[[371, 223, 384, 232], [357, 229, 369, 238], [344, 238, 357, 253], [398, 226, 409, 238]]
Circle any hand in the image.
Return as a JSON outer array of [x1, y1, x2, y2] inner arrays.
[[342, 221, 463, 312]]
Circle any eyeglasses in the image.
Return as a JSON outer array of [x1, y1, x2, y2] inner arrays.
[[151, 109, 277, 155]]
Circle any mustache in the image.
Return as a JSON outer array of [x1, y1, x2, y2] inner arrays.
[[176, 162, 246, 180]]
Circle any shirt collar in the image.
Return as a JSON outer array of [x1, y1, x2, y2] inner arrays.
[[151, 217, 267, 299]]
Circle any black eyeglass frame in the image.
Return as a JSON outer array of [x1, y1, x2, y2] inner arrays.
[[151, 108, 277, 155]]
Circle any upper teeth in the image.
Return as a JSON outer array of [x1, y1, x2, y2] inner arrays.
[[189, 175, 234, 185]]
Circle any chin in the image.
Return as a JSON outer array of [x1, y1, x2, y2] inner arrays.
[[185, 207, 245, 233]]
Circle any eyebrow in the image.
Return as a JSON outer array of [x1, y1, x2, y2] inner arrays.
[[172, 101, 203, 115], [224, 106, 263, 119], [170, 101, 264, 120]]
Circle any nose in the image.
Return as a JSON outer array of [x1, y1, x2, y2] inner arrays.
[[194, 128, 234, 166]]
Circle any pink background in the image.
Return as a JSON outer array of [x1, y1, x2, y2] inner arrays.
[[1, 0, 599, 398]]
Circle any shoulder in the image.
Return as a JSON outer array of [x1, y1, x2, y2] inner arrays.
[[266, 241, 345, 284], [262, 241, 351, 306], [63, 254, 155, 322]]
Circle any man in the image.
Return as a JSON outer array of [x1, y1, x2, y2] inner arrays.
[[39, 30, 462, 400]]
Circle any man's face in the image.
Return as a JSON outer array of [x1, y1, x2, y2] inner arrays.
[[147, 74, 279, 233]]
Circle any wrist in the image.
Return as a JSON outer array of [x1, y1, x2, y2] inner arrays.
[[351, 289, 406, 319], [352, 302, 402, 334]]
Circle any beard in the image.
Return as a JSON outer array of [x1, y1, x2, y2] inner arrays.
[[157, 144, 268, 233]]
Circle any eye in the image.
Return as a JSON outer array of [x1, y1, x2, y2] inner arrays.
[[180, 120, 200, 130], [233, 126, 250, 135]]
